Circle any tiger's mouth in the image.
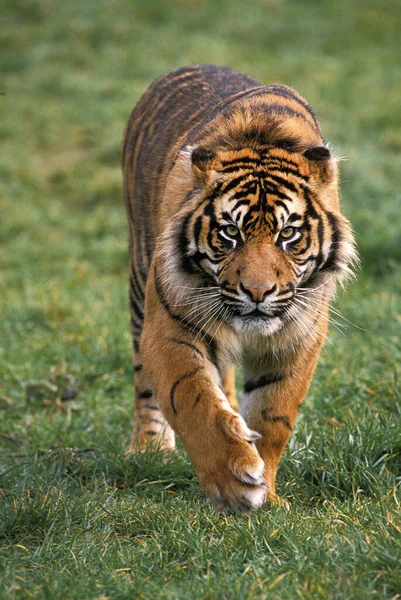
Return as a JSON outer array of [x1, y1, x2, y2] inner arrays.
[[224, 302, 287, 320], [244, 307, 269, 318], [229, 311, 285, 335], [220, 296, 292, 334]]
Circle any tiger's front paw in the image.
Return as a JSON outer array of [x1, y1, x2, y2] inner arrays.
[[207, 454, 268, 515], [195, 412, 267, 514]]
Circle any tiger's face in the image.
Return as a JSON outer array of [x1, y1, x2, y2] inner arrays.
[[177, 145, 355, 335]]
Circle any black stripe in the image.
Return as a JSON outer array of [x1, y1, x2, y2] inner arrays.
[[287, 213, 303, 223], [134, 364, 143, 372], [299, 183, 319, 218], [130, 295, 144, 322], [130, 268, 145, 301], [257, 102, 313, 125], [221, 156, 259, 169], [263, 183, 294, 203], [167, 337, 205, 359], [322, 212, 341, 272], [130, 312, 142, 328], [232, 199, 252, 213], [277, 283, 294, 297], [205, 203, 219, 252], [219, 165, 255, 175], [263, 173, 299, 195], [261, 411, 292, 431], [264, 155, 306, 173], [262, 85, 321, 132], [233, 475, 266, 489], [154, 67, 204, 92], [244, 373, 285, 393], [273, 200, 290, 215], [316, 216, 325, 268], [178, 212, 194, 275], [123, 172, 136, 238], [216, 174, 253, 196], [216, 85, 320, 137], [193, 214, 203, 246], [230, 183, 258, 200], [223, 83, 319, 134], [193, 394, 202, 408], [170, 368, 201, 415], [269, 164, 308, 182], [219, 160, 259, 174]]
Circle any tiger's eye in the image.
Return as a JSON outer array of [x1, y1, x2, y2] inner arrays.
[[224, 225, 239, 237], [280, 226, 296, 240]]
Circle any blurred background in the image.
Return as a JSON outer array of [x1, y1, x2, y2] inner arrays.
[[1, 1, 401, 596]]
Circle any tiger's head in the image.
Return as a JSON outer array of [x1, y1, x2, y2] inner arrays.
[[163, 137, 356, 337]]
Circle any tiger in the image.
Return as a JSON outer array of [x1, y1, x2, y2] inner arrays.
[[121, 64, 356, 513]]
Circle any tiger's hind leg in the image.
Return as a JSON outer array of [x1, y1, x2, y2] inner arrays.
[[222, 364, 239, 412], [126, 265, 175, 454], [126, 341, 175, 453]]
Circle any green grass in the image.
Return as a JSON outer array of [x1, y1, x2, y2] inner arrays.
[[1, 0, 401, 598]]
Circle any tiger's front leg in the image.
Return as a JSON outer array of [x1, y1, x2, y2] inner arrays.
[[240, 337, 325, 502], [141, 270, 267, 513]]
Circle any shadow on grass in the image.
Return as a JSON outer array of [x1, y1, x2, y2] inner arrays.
[[1, 443, 197, 495], [3, 408, 400, 516], [0, 445, 199, 544]]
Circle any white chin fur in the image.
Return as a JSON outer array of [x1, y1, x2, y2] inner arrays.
[[231, 316, 284, 336]]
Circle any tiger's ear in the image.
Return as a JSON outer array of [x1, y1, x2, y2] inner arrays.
[[303, 145, 337, 184], [303, 145, 331, 162], [191, 146, 217, 184]]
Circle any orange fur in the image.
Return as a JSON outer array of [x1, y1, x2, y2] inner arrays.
[[122, 65, 356, 512]]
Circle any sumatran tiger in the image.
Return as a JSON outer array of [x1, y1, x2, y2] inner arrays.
[[122, 64, 356, 513]]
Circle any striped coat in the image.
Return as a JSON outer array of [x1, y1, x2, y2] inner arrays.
[[122, 65, 356, 512]]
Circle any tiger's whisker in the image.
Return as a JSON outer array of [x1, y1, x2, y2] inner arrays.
[[292, 297, 347, 335], [285, 305, 333, 347], [296, 275, 335, 294], [189, 299, 223, 327], [171, 294, 222, 308], [177, 298, 221, 316], [211, 305, 231, 341], [194, 302, 225, 342], [201, 303, 228, 342], [182, 299, 222, 324], [293, 294, 364, 331]]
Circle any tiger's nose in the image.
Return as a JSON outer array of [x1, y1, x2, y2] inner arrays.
[[239, 282, 277, 303]]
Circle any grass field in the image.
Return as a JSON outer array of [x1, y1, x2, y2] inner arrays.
[[1, 0, 401, 598]]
